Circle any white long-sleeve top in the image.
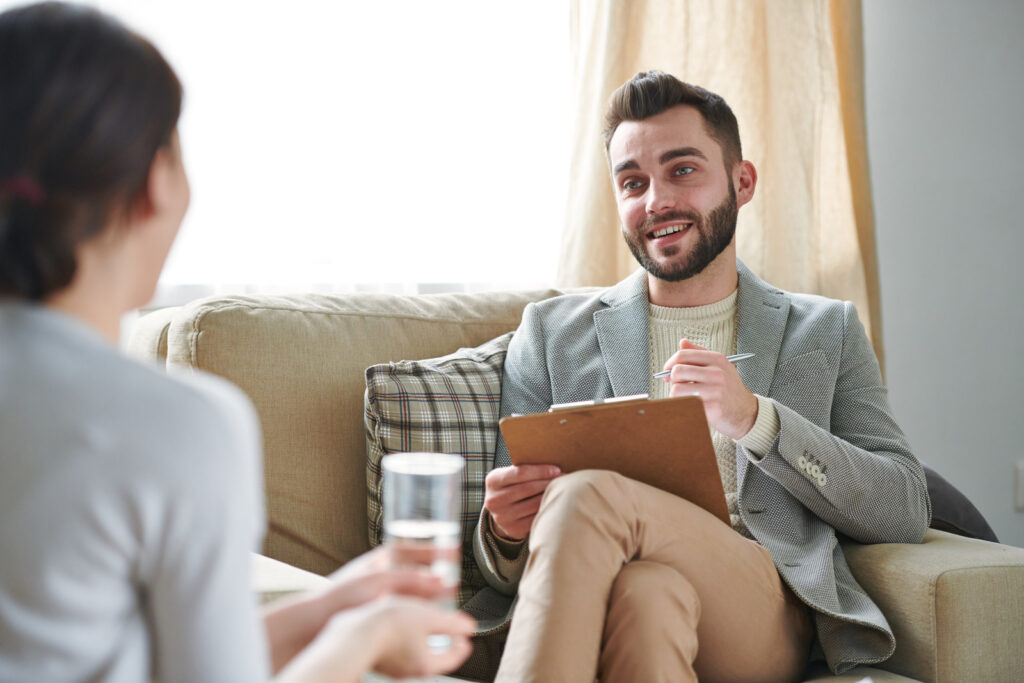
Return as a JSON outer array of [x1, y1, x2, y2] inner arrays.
[[0, 302, 269, 682]]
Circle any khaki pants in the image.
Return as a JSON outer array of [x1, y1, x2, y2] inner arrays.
[[495, 470, 813, 683]]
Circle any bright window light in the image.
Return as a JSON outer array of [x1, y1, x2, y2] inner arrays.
[[3, 0, 569, 291]]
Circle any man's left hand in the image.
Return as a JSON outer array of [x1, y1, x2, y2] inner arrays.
[[661, 338, 758, 440]]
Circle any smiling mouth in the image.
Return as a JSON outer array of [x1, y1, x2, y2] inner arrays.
[[646, 223, 692, 240]]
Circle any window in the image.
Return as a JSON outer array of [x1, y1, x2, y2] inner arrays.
[[5, 0, 569, 298]]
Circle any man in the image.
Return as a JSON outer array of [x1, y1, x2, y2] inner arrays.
[[472, 72, 931, 681]]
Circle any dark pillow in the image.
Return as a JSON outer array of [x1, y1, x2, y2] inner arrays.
[[922, 463, 998, 542]]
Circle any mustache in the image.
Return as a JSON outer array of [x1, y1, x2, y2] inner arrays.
[[638, 210, 701, 234]]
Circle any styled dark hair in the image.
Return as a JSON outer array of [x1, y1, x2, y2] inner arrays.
[[603, 71, 742, 169], [0, 2, 182, 300]]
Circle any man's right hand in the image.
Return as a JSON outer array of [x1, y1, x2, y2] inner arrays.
[[484, 464, 562, 541]]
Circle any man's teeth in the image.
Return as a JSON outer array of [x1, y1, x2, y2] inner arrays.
[[652, 225, 685, 238]]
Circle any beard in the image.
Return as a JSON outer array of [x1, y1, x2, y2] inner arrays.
[[623, 182, 738, 283]]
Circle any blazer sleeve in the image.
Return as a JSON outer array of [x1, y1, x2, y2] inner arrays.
[[473, 302, 554, 593], [741, 302, 932, 544]]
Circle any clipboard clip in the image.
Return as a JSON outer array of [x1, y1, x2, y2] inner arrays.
[[548, 393, 650, 412]]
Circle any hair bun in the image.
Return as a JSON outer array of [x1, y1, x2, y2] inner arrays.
[[0, 176, 46, 207]]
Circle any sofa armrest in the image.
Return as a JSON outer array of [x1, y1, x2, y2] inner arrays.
[[842, 529, 1024, 682], [125, 306, 178, 365]]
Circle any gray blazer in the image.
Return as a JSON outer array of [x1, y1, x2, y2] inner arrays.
[[472, 261, 931, 674]]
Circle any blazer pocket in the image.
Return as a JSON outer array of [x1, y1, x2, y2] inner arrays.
[[771, 349, 830, 391]]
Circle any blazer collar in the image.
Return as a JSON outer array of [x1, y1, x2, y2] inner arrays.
[[734, 261, 789, 491], [599, 268, 649, 308], [589, 262, 791, 401], [735, 260, 790, 398], [594, 269, 651, 397]]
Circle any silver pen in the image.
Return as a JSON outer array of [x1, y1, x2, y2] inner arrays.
[[652, 352, 755, 379]]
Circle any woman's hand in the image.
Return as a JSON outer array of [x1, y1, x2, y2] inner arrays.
[[278, 597, 475, 682], [317, 546, 448, 612], [264, 546, 460, 675]]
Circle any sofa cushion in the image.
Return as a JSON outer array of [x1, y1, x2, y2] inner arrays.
[[364, 332, 512, 605]]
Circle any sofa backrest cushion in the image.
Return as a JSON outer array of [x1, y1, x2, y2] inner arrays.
[[364, 332, 512, 604], [131, 289, 567, 576]]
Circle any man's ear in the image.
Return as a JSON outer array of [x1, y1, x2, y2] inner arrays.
[[733, 160, 757, 208]]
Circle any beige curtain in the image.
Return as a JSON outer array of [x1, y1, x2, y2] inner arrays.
[[560, 0, 884, 368]]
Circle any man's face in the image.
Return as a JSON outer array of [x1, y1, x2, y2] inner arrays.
[[608, 105, 739, 282]]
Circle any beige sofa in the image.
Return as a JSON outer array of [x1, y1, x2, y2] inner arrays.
[[129, 290, 1024, 683]]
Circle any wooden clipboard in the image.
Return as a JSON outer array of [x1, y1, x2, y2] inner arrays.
[[499, 395, 730, 526]]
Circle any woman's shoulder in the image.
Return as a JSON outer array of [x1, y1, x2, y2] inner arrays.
[[2, 304, 260, 473], [87, 360, 265, 522], [124, 362, 261, 469], [80, 348, 260, 484], [1, 306, 265, 538]]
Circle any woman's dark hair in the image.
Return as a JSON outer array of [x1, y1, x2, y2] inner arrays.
[[0, 2, 182, 300]]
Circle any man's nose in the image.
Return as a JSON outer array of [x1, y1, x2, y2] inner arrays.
[[645, 179, 676, 216]]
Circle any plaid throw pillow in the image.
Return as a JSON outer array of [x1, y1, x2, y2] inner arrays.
[[364, 332, 512, 605]]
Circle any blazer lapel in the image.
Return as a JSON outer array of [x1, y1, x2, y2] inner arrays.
[[735, 261, 790, 397], [735, 261, 790, 488], [593, 270, 651, 398], [590, 264, 792, 401]]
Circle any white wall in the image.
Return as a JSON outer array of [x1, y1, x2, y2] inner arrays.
[[863, 0, 1024, 547]]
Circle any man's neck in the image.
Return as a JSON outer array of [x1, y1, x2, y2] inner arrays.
[[647, 249, 739, 308]]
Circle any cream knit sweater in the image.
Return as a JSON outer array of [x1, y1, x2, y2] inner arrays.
[[648, 290, 780, 538]]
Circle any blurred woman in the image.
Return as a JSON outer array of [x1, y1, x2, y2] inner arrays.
[[0, 3, 474, 681]]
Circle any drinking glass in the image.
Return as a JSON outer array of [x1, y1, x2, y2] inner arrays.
[[382, 452, 464, 651]]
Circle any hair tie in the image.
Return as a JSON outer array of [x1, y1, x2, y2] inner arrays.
[[0, 176, 46, 207]]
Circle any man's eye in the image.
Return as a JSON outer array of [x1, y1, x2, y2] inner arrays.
[[623, 179, 643, 191], [674, 166, 695, 176]]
